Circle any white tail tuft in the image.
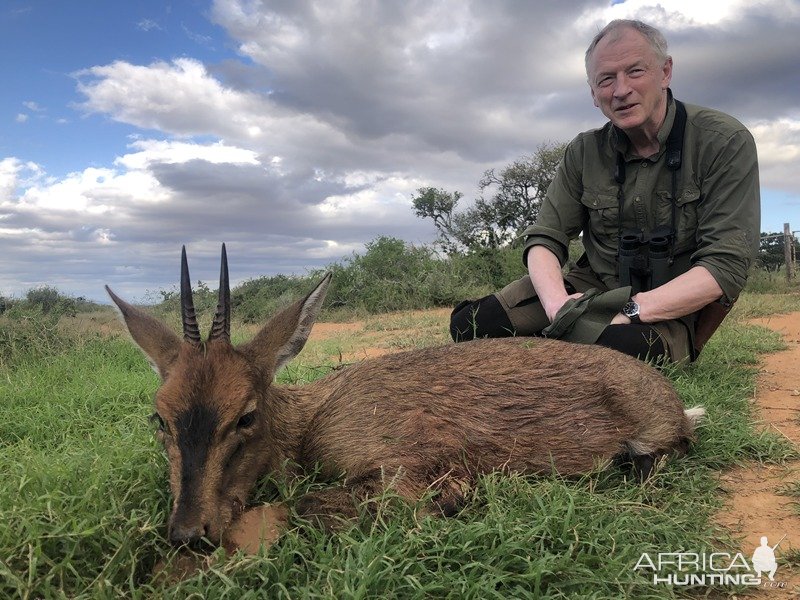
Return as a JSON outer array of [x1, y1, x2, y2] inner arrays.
[[683, 406, 706, 429]]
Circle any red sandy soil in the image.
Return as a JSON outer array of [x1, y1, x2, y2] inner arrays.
[[715, 312, 800, 597]]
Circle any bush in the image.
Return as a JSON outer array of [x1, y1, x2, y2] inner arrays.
[[0, 289, 104, 370], [233, 274, 319, 324], [143, 238, 529, 320], [323, 236, 517, 314], [448, 246, 526, 292], [0, 311, 75, 370], [24, 286, 79, 317], [152, 280, 217, 322]]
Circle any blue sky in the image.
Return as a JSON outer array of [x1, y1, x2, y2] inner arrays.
[[2, 0, 799, 301], [1, 1, 234, 177]]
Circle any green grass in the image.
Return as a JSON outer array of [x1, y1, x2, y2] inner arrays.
[[0, 294, 798, 598]]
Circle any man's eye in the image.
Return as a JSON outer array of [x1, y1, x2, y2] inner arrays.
[[237, 411, 256, 429]]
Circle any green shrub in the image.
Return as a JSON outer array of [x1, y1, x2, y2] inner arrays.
[[323, 236, 516, 314], [0, 288, 107, 370], [233, 274, 320, 323], [0, 311, 74, 370]]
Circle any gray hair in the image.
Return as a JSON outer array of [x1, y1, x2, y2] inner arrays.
[[585, 20, 669, 77]]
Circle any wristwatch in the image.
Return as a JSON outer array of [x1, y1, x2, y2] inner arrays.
[[622, 300, 642, 324]]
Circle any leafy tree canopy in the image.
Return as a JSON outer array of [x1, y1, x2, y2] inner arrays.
[[412, 142, 566, 253]]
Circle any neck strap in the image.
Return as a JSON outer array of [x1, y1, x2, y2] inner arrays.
[[615, 96, 687, 266]]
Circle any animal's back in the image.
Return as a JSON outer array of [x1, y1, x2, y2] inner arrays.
[[301, 337, 689, 479]]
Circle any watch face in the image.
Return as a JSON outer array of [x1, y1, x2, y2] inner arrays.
[[623, 301, 639, 318]]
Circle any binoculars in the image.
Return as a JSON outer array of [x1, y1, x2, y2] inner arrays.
[[618, 225, 673, 294]]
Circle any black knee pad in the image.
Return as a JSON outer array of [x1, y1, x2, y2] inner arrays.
[[450, 295, 515, 342], [596, 324, 667, 362]]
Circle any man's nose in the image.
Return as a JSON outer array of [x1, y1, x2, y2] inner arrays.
[[612, 74, 632, 97]]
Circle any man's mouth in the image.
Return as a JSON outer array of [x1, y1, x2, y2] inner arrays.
[[616, 103, 637, 112]]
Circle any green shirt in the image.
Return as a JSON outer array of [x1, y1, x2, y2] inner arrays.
[[521, 95, 761, 304]]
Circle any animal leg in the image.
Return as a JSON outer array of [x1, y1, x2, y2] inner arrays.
[[295, 486, 365, 530], [427, 471, 471, 516], [631, 453, 656, 482], [295, 467, 420, 530], [614, 443, 664, 482]]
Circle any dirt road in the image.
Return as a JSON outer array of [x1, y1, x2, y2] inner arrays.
[[716, 312, 800, 596]]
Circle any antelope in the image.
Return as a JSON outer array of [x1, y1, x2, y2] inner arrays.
[[106, 245, 704, 546]]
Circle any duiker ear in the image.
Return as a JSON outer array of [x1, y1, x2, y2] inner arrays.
[[240, 273, 332, 374], [105, 285, 182, 380]]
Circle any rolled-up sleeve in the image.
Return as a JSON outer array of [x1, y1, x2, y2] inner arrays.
[[691, 128, 760, 303], [521, 138, 587, 266]]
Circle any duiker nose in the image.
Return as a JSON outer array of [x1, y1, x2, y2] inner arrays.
[[169, 522, 208, 546]]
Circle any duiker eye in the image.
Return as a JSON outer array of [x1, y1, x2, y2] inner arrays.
[[237, 411, 256, 429], [149, 413, 167, 432]]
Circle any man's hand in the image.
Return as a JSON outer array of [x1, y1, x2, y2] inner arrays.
[[528, 246, 584, 323], [543, 291, 585, 323]]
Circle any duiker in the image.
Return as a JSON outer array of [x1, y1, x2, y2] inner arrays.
[[107, 245, 703, 545]]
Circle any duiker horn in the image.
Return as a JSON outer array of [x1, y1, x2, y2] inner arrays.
[[208, 243, 230, 342], [180, 246, 202, 344]]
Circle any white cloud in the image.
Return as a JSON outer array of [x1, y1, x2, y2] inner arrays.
[[75, 57, 352, 171], [15, 167, 152, 214], [2, 0, 799, 300], [137, 18, 161, 32], [0, 158, 44, 202], [0, 158, 22, 201], [76, 58, 268, 138], [577, 0, 756, 29], [750, 118, 800, 191], [15, 113, 28, 123], [8, 139, 267, 218], [115, 139, 260, 170]]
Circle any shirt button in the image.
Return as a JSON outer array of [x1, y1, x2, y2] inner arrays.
[[634, 196, 641, 203], [642, 162, 648, 168]]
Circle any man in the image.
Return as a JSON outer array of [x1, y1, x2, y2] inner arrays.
[[450, 19, 760, 363]]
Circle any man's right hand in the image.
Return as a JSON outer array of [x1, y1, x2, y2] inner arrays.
[[542, 291, 585, 323], [527, 246, 584, 323]]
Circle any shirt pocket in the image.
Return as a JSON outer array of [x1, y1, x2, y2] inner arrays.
[[579, 190, 619, 241], [656, 187, 701, 252]]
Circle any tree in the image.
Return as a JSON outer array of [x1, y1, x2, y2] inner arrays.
[[478, 142, 566, 234], [411, 188, 464, 254], [758, 232, 799, 272], [412, 141, 567, 253]]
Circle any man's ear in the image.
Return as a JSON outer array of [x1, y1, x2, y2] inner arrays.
[[661, 56, 673, 90], [239, 273, 332, 376], [105, 285, 182, 380]]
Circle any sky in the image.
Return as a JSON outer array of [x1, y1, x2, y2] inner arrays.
[[1, 0, 799, 302]]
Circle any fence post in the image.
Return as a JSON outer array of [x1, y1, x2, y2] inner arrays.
[[785, 223, 796, 281]]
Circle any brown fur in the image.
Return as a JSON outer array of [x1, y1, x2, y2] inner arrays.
[[107, 267, 700, 545]]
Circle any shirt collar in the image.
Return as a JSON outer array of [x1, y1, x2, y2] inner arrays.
[[611, 89, 677, 162]]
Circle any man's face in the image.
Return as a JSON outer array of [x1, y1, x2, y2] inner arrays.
[[587, 27, 672, 136]]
